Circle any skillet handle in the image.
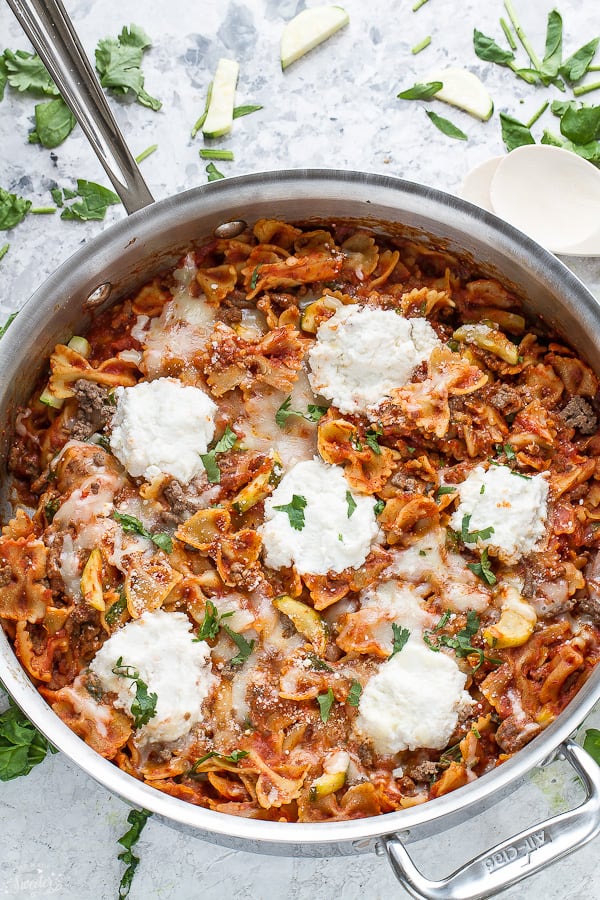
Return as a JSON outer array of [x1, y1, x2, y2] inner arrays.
[[6, 0, 155, 214], [380, 739, 600, 900]]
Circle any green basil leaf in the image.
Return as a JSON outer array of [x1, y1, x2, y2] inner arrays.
[[397, 80, 443, 100], [560, 105, 600, 145], [472, 29, 515, 65], [111, 659, 157, 728], [151, 532, 173, 554], [499, 113, 535, 152], [30, 97, 76, 148], [560, 38, 599, 83], [346, 681, 362, 707], [425, 110, 468, 141], [223, 625, 255, 665]]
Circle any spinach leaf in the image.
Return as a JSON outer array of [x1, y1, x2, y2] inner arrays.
[[499, 113, 535, 152], [426, 110, 468, 141], [117, 808, 152, 900], [95, 25, 161, 111], [560, 38, 599, 83], [473, 29, 515, 65], [0, 699, 57, 781], [29, 98, 76, 148], [0, 187, 31, 230], [397, 81, 443, 100]]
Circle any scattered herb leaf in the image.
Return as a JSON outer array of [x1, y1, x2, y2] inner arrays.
[[112, 510, 173, 553], [116, 808, 152, 900], [560, 38, 599, 83], [425, 110, 468, 141], [467, 547, 497, 586], [473, 29, 515, 65], [223, 625, 255, 665], [365, 424, 383, 455], [273, 493, 307, 531], [233, 104, 263, 119], [95, 24, 161, 110], [397, 80, 443, 100], [389, 623, 410, 659], [105, 593, 127, 625], [0, 698, 57, 781], [60, 179, 121, 221], [460, 513, 494, 543], [3, 49, 58, 96], [373, 499, 385, 515], [111, 658, 157, 728], [346, 681, 362, 707], [275, 396, 327, 428], [29, 97, 76, 148], [0, 187, 31, 230], [499, 112, 535, 152], [583, 727, 600, 765], [307, 654, 333, 672], [346, 490, 357, 518], [200, 425, 238, 484], [190, 749, 249, 772], [206, 162, 225, 181], [317, 687, 335, 723]]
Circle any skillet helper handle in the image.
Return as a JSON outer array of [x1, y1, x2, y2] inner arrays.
[[6, 0, 154, 214], [380, 739, 600, 900]]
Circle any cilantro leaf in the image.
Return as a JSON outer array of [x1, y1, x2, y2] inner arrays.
[[111, 658, 157, 728], [0, 187, 31, 230], [423, 610, 497, 671], [223, 625, 255, 665], [112, 510, 172, 553], [95, 25, 161, 111], [499, 113, 535, 152], [467, 547, 497, 586], [346, 490, 357, 518], [389, 623, 410, 658], [0, 699, 57, 781], [317, 687, 335, 723], [61, 179, 121, 221], [472, 29, 515, 65], [193, 600, 234, 642], [346, 681, 362, 707], [275, 396, 328, 428], [397, 81, 443, 100], [365, 424, 383, 455], [190, 749, 249, 772], [273, 494, 307, 530], [200, 426, 238, 484], [460, 514, 494, 544], [3, 49, 58, 96], [426, 110, 468, 141], [116, 808, 152, 900]]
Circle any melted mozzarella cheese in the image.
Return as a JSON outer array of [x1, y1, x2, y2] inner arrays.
[[90, 609, 216, 744], [450, 464, 548, 562], [307, 306, 440, 416], [361, 580, 434, 633], [355, 637, 472, 754], [109, 378, 217, 484], [259, 458, 379, 575]]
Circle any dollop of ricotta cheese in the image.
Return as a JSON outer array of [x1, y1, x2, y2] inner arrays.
[[109, 377, 217, 484], [355, 638, 472, 754], [450, 464, 548, 562], [307, 305, 440, 415], [89, 609, 216, 744], [259, 458, 379, 575]]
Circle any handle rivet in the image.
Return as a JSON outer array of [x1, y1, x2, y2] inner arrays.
[[84, 282, 112, 309], [214, 220, 247, 239]]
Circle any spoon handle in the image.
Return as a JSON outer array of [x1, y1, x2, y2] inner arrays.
[[6, 0, 155, 214]]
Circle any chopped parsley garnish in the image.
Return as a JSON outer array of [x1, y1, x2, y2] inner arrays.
[[105, 591, 127, 625], [307, 654, 333, 672], [112, 510, 173, 553], [223, 625, 255, 665], [275, 395, 328, 428], [273, 494, 307, 531], [436, 485, 457, 498], [200, 425, 238, 484], [190, 749, 249, 772], [111, 657, 158, 728], [346, 681, 362, 707], [346, 490, 357, 518], [365, 424, 383, 455], [95, 25, 161, 110], [460, 513, 494, 544], [467, 547, 497, 586], [0, 187, 31, 230], [424, 610, 500, 671], [0, 695, 57, 781], [206, 162, 225, 182], [44, 496, 60, 523], [389, 623, 410, 658], [60, 179, 121, 221], [193, 600, 233, 642], [116, 808, 152, 900], [373, 499, 385, 516], [317, 687, 335, 723]]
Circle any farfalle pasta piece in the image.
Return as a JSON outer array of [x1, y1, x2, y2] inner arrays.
[[124, 560, 183, 618], [244, 250, 343, 300], [0, 537, 52, 622], [48, 344, 139, 399], [253, 218, 302, 249], [196, 264, 238, 303]]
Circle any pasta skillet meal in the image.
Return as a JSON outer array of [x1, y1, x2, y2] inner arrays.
[[3, 218, 600, 822]]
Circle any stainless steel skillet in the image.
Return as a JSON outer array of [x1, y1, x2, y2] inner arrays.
[[3, 1, 600, 898]]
